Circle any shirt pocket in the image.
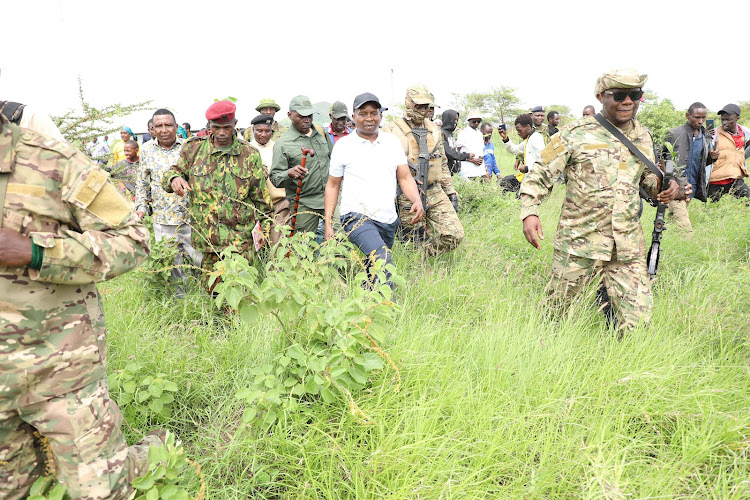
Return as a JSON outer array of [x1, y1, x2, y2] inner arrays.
[[228, 157, 255, 199]]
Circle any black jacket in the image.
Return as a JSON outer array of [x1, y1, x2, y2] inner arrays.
[[441, 109, 469, 174], [662, 123, 714, 202]]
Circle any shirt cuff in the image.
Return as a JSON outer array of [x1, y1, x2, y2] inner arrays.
[[519, 204, 539, 221]]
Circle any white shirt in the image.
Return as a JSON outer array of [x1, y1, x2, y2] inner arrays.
[[504, 130, 546, 171], [456, 126, 486, 178], [329, 131, 408, 224]]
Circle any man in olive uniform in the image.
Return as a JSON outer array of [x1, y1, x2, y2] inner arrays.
[[243, 98, 288, 142], [269, 95, 333, 235], [382, 84, 464, 256], [520, 69, 681, 331], [0, 114, 159, 499], [163, 100, 272, 291]]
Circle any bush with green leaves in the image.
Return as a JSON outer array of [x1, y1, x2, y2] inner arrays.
[[211, 232, 402, 429], [27, 477, 68, 500], [131, 431, 201, 500], [108, 362, 179, 422]]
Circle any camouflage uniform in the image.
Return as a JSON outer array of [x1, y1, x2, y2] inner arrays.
[[520, 115, 661, 330], [382, 85, 464, 256], [0, 116, 156, 499], [162, 133, 272, 290]]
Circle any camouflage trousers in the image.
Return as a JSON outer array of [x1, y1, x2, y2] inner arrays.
[[0, 377, 158, 500], [398, 184, 464, 257], [546, 249, 653, 330], [270, 198, 291, 246], [667, 199, 693, 236]]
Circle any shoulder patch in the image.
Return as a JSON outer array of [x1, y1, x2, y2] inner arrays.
[[541, 134, 566, 164]]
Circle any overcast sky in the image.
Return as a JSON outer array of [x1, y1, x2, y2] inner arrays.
[[4, 0, 749, 134]]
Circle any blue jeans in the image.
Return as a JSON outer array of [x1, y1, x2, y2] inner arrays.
[[341, 212, 399, 289]]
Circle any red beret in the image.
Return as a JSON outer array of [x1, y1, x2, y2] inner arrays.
[[206, 100, 236, 124]]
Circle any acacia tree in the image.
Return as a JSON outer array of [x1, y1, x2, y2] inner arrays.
[[636, 91, 684, 145], [451, 86, 523, 126], [51, 76, 153, 149]]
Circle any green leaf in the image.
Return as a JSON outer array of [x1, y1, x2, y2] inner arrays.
[[131, 474, 156, 490], [160, 393, 174, 405], [308, 357, 327, 373], [291, 383, 305, 396], [243, 407, 258, 422], [160, 484, 178, 500], [146, 486, 159, 500], [329, 365, 348, 378], [148, 443, 168, 463], [349, 365, 367, 384], [287, 344, 305, 360], [277, 356, 291, 367], [239, 302, 260, 324], [173, 489, 190, 500], [162, 381, 178, 392], [361, 352, 384, 371], [29, 476, 53, 495], [320, 386, 336, 403], [305, 377, 319, 395], [150, 399, 164, 412], [283, 377, 298, 388], [137, 391, 151, 403], [236, 389, 261, 402], [123, 381, 137, 394], [148, 384, 163, 398]]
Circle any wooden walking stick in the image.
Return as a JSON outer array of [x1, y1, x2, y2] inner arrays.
[[289, 147, 315, 237]]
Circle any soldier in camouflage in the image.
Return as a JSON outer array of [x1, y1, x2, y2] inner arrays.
[[0, 114, 159, 499], [382, 84, 464, 256], [163, 100, 272, 291], [520, 69, 681, 331], [243, 98, 288, 142]]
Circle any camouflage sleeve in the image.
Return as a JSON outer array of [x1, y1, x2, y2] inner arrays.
[[269, 141, 293, 190], [134, 150, 150, 213], [639, 140, 660, 198], [519, 133, 569, 220], [248, 152, 273, 235], [30, 154, 150, 284], [436, 134, 457, 196], [161, 143, 193, 193]]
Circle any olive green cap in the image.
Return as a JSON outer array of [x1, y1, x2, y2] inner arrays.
[[255, 98, 281, 112], [406, 84, 433, 105], [289, 95, 314, 116], [330, 101, 348, 119]]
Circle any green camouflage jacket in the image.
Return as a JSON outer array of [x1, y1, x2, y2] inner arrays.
[[0, 117, 150, 411], [519, 116, 660, 262], [162, 134, 272, 257]]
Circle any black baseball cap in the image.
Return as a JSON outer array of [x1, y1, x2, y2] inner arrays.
[[718, 103, 741, 116], [353, 92, 381, 111]]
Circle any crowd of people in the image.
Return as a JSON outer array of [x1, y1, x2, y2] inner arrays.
[[0, 67, 748, 498]]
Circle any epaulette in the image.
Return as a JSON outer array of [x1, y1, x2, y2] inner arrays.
[[17, 127, 77, 159], [184, 135, 206, 144], [564, 116, 598, 133]]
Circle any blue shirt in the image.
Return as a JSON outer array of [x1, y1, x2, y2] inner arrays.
[[685, 129, 703, 199], [483, 140, 497, 171]]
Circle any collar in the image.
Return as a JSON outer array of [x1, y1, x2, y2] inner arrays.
[[288, 125, 319, 140], [354, 131, 381, 144], [155, 136, 183, 151], [209, 133, 243, 155]]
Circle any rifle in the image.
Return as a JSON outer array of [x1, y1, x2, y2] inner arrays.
[[410, 127, 430, 216], [646, 159, 674, 279]]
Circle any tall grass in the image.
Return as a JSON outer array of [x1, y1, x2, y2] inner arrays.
[[102, 171, 750, 498]]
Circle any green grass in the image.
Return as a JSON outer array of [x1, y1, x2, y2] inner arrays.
[[101, 170, 750, 498]]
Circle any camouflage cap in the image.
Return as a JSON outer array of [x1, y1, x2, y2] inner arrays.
[[405, 84, 433, 105], [255, 98, 281, 112], [594, 69, 648, 95], [330, 101, 348, 119], [289, 95, 314, 116]]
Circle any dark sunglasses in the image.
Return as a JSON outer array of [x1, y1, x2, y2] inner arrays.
[[604, 89, 643, 102]]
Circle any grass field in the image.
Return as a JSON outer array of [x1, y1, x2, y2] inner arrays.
[[101, 152, 750, 499]]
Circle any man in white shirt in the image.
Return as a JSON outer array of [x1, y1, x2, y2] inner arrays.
[[324, 92, 424, 289], [457, 109, 489, 180], [499, 113, 546, 194]]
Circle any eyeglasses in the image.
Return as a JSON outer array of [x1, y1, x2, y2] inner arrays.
[[604, 89, 643, 102]]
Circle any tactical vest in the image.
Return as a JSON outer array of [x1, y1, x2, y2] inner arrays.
[[391, 118, 443, 183]]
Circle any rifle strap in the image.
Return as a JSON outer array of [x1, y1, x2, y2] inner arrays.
[[594, 113, 663, 182]]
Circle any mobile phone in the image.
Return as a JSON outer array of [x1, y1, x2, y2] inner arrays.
[[706, 119, 714, 131], [498, 124, 506, 131]]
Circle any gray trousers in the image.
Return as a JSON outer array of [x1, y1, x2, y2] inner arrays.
[[153, 222, 202, 297]]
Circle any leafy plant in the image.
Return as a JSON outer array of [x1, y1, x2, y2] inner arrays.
[[108, 362, 179, 421], [137, 231, 182, 298], [131, 431, 202, 500], [211, 232, 402, 429], [27, 477, 68, 500]]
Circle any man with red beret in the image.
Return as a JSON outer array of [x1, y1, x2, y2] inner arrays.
[[162, 100, 272, 291]]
